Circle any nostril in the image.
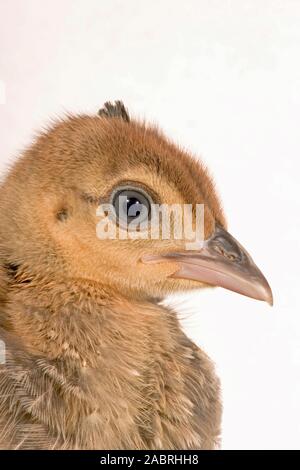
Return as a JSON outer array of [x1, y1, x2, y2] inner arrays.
[[214, 245, 238, 261]]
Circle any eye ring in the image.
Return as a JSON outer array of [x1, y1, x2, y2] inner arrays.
[[111, 185, 153, 230]]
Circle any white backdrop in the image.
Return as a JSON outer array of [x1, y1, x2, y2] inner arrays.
[[0, 0, 299, 449]]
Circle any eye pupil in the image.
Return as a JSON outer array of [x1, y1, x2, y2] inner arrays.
[[127, 197, 142, 217], [113, 188, 151, 227]]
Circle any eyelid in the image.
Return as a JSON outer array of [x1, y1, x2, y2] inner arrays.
[[107, 180, 160, 206], [110, 184, 154, 207]]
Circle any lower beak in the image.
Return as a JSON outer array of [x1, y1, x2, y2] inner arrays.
[[142, 224, 273, 305]]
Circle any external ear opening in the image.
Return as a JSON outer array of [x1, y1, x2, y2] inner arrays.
[[98, 100, 130, 123], [2, 262, 31, 285], [4, 263, 20, 278]]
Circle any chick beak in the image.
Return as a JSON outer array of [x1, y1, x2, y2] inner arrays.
[[143, 224, 273, 305]]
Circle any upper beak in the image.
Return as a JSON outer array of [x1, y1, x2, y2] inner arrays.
[[143, 224, 273, 305]]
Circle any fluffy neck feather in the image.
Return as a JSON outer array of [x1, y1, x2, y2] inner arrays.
[[0, 277, 221, 449]]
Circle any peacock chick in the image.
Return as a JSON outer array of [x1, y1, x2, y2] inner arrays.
[[0, 101, 272, 450]]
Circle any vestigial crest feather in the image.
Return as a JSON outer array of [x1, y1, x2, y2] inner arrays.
[[98, 100, 130, 122]]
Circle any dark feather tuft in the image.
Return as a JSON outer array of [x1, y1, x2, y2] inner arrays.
[[98, 100, 130, 122]]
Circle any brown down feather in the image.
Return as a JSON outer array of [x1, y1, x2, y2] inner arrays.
[[0, 101, 224, 449]]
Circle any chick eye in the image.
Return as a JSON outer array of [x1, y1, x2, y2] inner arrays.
[[112, 188, 151, 227]]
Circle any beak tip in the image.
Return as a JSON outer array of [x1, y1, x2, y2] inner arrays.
[[260, 282, 273, 306], [267, 291, 274, 307]]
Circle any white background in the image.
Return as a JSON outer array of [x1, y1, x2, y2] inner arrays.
[[0, 0, 299, 449]]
